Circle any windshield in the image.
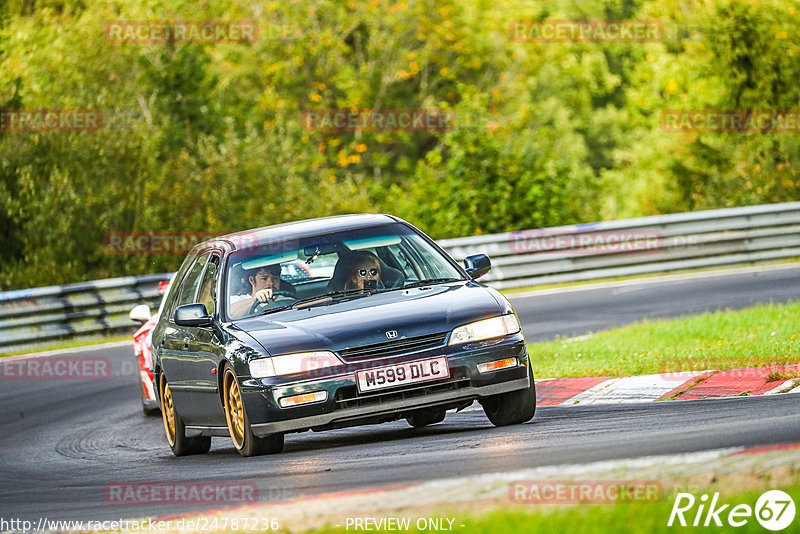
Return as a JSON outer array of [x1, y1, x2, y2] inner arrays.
[[224, 223, 464, 320]]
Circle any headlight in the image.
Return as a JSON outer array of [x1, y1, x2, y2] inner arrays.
[[449, 314, 521, 345], [249, 351, 343, 378]]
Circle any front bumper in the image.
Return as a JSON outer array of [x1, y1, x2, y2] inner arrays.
[[240, 334, 530, 437]]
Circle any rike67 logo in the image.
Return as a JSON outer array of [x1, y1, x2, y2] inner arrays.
[[668, 490, 795, 531]]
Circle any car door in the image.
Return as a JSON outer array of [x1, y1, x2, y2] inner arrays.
[[178, 252, 227, 425], [159, 251, 210, 419]]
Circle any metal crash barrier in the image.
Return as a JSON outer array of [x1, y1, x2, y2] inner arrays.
[[2, 202, 799, 353], [0, 274, 171, 354]]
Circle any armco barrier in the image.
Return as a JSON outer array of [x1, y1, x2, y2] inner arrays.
[[1, 202, 799, 353], [437, 202, 800, 289], [0, 274, 171, 354]]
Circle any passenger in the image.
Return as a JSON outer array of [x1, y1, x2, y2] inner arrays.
[[229, 264, 294, 318], [342, 251, 383, 291]]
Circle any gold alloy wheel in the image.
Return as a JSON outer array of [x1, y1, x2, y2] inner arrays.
[[224, 370, 245, 449], [160, 377, 176, 446]]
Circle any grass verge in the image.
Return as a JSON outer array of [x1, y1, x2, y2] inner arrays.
[[527, 301, 799, 378]]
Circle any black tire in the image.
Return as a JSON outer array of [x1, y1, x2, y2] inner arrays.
[[480, 363, 536, 427], [406, 407, 446, 427], [159, 374, 211, 456], [223, 367, 284, 457]]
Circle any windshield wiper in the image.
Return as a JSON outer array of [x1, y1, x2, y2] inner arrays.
[[256, 303, 294, 316], [401, 277, 461, 290], [253, 289, 373, 316], [291, 288, 375, 310]]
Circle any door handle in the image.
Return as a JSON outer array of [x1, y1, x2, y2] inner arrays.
[[183, 337, 190, 350]]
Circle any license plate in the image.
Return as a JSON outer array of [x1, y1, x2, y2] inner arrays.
[[355, 357, 449, 393]]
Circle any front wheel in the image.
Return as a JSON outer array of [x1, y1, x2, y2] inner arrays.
[[480, 363, 536, 427], [223, 368, 284, 457], [159, 374, 211, 456]]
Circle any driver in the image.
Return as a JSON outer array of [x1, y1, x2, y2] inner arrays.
[[229, 264, 295, 318]]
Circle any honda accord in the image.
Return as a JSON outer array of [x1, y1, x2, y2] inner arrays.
[[151, 214, 535, 456]]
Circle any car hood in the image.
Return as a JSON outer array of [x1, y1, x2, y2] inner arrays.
[[230, 281, 506, 356]]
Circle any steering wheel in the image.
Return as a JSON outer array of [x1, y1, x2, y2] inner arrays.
[[248, 291, 297, 315]]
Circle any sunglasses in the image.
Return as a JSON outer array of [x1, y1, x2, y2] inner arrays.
[[357, 268, 379, 277]]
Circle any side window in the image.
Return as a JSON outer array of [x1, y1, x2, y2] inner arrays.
[[172, 253, 210, 317], [159, 253, 197, 317], [196, 255, 220, 316]]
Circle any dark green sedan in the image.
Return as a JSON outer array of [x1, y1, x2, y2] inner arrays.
[[152, 214, 535, 457]]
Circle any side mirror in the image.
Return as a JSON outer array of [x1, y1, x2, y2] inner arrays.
[[129, 304, 152, 323], [174, 303, 213, 327], [464, 254, 491, 279]]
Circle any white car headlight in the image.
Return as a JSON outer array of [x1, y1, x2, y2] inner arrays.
[[449, 314, 521, 345], [249, 351, 343, 378]]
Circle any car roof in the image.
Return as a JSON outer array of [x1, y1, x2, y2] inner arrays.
[[195, 214, 402, 253]]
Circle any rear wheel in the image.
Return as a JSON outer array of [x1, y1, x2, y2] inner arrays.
[[159, 374, 211, 456], [223, 367, 284, 457], [406, 407, 446, 427], [480, 363, 536, 427]]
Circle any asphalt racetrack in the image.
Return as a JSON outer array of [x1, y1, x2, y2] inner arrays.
[[2, 265, 799, 522]]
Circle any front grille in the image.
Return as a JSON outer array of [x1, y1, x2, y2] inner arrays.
[[334, 378, 471, 409], [336, 332, 448, 361]]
